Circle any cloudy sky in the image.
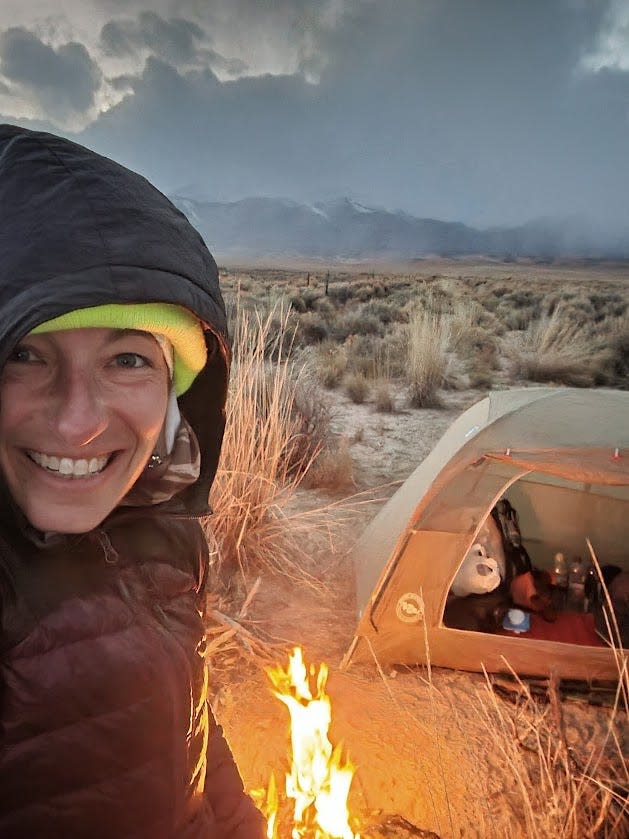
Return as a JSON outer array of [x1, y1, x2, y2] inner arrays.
[[1, 0, 628, 230]]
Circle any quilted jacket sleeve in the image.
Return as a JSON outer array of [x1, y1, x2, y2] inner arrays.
[[204, 707, 267, 839]]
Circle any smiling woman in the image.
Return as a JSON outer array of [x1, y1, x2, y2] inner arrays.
[[0, 124, 265, 839], [0, 328, 170, 534]]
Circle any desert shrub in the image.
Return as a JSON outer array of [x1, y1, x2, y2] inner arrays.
[[467, 365, 494, 389], [344, 372, 370, 404], [455, 325, 500, 369], [327, 318, 352, 343], [383, 326, 410, 378], [303, 436, 355, 491], [478, 286, 508, 313], [301, 287, 322, 310], [495, 289, 544, 331], [327, 282, 352, 304], [289, 293, 307, 314], [298, 312, 329, 345], [340, 310, 383, 338], [500, 306, 538, 332], [288, 368, 334, 474], [388, 288, 413, 312], [510, 306, 596, 386], [361, 299, 397, 325], [374, 380, 395, 412], [316, 342, 347, 388], [406, 300, 451, 408], [312, 297, 336, 319], [504, 288, 543, 310], [340, 334, 394, 380], [468, 301, 506, 336], [591, 319, 629, 387], [610, 324, 629, 383], [356, 283, 376, 302], [589, 291, 626, 320]]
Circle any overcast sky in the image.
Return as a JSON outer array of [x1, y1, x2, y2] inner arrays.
[[1, 0, 628, 230]]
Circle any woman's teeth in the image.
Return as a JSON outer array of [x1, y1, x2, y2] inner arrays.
[[27, 451, 110, 477]]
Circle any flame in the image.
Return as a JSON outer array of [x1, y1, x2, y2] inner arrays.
[[261, 647, 359, 839]]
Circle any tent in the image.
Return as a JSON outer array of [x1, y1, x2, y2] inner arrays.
[[342, 388, 629, 681]]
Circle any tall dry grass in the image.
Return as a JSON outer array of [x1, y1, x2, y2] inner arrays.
[[475, 663, 628, 838], [205, 305, 354, 595], [474, 546, 628, 838], [510, 305, 596, 386], [407, 299, 452, 407]]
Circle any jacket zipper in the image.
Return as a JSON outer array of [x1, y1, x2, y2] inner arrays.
[[95, 529, 119, 564]]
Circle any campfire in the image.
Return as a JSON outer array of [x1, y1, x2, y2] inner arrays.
[[256, 647, 359, 839]]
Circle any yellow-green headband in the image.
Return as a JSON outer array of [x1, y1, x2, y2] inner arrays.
[[31, 303, 207, 395]]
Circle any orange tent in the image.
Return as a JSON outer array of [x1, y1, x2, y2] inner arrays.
[[343, 388, 629, 680]]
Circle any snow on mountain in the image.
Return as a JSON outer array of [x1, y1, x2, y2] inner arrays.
[[169, 195, 629, 261]]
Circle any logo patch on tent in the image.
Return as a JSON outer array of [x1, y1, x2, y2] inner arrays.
[[396, 592, 424, 624]]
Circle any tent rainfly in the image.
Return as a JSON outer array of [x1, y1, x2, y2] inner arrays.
[[342, 388, 629, 681]]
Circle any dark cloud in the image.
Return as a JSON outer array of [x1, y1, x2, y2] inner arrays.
[[100, 12, 206, 65], [0, 27, 100, 115], [5, 0, 628, 234]]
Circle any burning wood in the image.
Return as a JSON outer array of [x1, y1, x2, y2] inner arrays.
[[257, 647, 359, 839]]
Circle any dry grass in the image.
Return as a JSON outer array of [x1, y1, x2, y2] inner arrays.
[[406, 299, 451, 408], [474, 663, 628, 838], [221, 264, 629, 397], [303, 435, 355, 491], [510, 305, 599, 386], [472, 545, 628, 837], [344, 371, 370, 404], [374, 379, 395, 413], [205, 305, 346, 595]]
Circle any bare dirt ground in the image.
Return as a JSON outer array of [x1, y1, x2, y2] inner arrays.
[[214, 385, 626, 839]]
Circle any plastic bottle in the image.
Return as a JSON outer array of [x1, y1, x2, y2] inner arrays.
[[569, 556, 585, 587], [553, 552, 568, 588], [568, 556, 585, 610], [583, 564, 598, 613]]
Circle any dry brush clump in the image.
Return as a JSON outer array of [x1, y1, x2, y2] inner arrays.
[[205, 306, 348, 599], [472, 661, 629, 839], [406, 299, 452, 408], [344, 371, 370, 404], [508, 304, 608, 387]]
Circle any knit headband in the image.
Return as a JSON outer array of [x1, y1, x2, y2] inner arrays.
[[30, 303, 207, 395]]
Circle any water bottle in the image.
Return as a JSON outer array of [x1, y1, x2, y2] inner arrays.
[[569, 556, 585, 586], [568, 556, 585, 610], [583, 563, 597, 612], [553, 552, 568, 588]]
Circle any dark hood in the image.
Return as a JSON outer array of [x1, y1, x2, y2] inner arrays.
[[0, 124, 229, 514]]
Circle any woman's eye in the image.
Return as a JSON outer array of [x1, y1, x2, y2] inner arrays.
[[8, 346, 38, 363], [114, 352, 150, 369]]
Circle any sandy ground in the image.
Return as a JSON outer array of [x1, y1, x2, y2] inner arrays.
[[214, 387, 628, 839]]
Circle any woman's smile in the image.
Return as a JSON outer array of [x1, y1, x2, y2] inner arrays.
[[26, 450, 112, 477]]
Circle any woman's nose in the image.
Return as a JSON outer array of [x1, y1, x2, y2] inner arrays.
[[53, 372, 108, 446]]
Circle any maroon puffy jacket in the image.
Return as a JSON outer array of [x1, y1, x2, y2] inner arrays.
[[0, 516, 266, 839]]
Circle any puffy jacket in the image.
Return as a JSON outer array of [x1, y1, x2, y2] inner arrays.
[[0, 125, 265, 838]]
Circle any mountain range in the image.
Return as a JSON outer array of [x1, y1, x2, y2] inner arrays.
[[170, 195, 628, 262]]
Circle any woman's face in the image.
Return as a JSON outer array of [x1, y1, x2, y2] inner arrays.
[[0, 327, 169, 533]]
